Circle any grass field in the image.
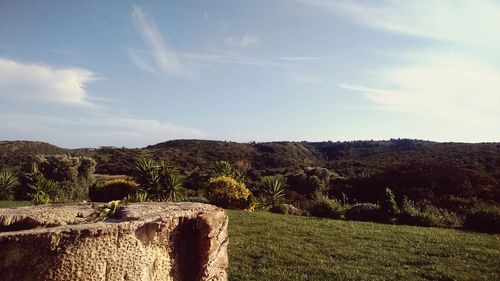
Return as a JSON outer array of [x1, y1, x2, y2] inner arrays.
[[227, 210, 500, 281], [0, 200, 30, 208]]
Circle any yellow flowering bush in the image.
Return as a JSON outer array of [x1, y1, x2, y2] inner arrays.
[[103, 179, 139, 188], [89, 178, 139, 202], [207, 176, 252, 209]]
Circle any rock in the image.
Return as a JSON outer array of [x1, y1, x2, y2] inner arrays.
[[0, 202, 228, 281]]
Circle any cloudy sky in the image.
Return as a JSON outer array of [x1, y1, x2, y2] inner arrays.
[[1, 0, 499, 148]]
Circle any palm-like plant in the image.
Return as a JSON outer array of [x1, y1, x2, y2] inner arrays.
[[135, 159, 160, 192], [28, 173, 56, 204], [165, 174, 184, 201], [134, 159, 184, 201], [0, 171, 17, 200], [261, 175, 286, 208]]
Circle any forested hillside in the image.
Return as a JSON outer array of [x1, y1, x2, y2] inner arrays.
[[1, 139, 499, 212]]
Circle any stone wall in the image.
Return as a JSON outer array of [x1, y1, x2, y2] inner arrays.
[[0, 203, 228, 281]]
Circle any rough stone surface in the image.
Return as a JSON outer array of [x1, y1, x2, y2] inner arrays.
[[0, 202, 228, 281]]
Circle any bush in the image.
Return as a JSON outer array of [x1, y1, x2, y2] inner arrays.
[[124, 191, 149, 203], [463, 207, 500, 233], [207, 176, 251, 209], [209, 161, 245, 183], [28, 173, 57, 204], [399, 199, 462, 227], [0, 171, 17, 200], [307, 197, 342, 219], [270, 203, 304, 216], [345, 203, 383, 222], [17, 155, 96, 201], [89, 179, 139, 202], [134, 159, 185, 201], [261, 175, 286, 208], [380, 187, 399, 216]]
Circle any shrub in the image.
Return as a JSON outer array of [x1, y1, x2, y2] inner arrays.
[[134, 159, 160, 192], [463, 207, 500, 234], [0, 171, 17, 200], [207, 176, 251, 209], [134, 159, 185, 201], [28, 173, 57, 205], [398, 199, 433, 226], [163, 174, 184, 201], [380, 187, 399, 216], [270, 203, 304, 216], [89, 179, 139, 202], [17, 155, 96, 201], [209, 161, 246, 183], [399, 198, 462, 227], [124, 191, 149, 203], [261, 175, 286, 208], [345, 203, 383, 222], [17, 163, 57, 204], [307, 197, 342, 219]]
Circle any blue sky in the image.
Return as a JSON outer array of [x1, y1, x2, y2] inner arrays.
[[1, 0, 499, 148]]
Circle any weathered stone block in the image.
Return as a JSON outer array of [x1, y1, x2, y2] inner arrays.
[[0, 203, 228, 281]]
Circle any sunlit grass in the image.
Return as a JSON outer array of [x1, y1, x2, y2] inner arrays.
[[0, 200, 30, 208], [227, 210, 500, 281]]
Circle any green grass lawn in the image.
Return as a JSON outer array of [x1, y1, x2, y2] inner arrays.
[[227, 210, 500, 281], [0, 200, 31, 208]]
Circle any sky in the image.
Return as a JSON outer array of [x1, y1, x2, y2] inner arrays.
[[0, 0, 499, 148]]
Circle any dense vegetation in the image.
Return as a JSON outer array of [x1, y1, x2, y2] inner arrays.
[[0, 139, 499, 232], [227, 210, 500, 281]]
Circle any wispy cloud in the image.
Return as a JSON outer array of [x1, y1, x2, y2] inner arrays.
[[180, 50, 286, 67], [225, 34, 261, 48], [129, 4, 182, 76], [296, 0, 500, 49], [341, 53, 500, 121], [0, 57, 97, 107], [277, 56, 318, 61], [295, 0, 500, 131]]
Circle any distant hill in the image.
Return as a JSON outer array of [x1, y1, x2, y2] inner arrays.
[[1, 139, 499, 209], [0, 141, 67, 170], [1, 139, 499, 181]]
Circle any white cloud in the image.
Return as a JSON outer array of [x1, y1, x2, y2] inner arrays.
[[225, 34, 261, 47], [296, 0, 500, 49], [341, 53, 500, 122], [295, 0, 500, 137], [130, 4, 182, 75], [0, 57, 96, 107], [0, 57, 204, 147]]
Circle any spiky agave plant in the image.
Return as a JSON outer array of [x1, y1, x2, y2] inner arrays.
[[165, 174, 184, 201], [261, 175, 286, 208], [134, 158, 160, 192], [28, 173, 57, 204], [0, 171, 17, 200]]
